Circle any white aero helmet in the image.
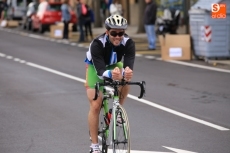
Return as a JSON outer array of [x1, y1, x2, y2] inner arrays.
[[105, 14, 128, 30]]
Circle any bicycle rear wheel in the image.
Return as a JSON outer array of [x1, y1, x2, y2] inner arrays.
[[112, 105, 130, 153], [98, 103, 108, 153]]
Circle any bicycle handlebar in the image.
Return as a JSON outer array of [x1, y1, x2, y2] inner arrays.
[[93, 78, 146, 100]]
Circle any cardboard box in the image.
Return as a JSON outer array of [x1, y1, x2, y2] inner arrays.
[[159, 34, 191, 61], [7, 20, 19, 27], [50, 25, 63, 38], [50, 24, 73, 39], [0, 20, 18, 28], [56, 22, 73, 31]]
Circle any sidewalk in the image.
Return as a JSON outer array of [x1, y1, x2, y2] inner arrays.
[[68, 25, 160, 52], [1, 23, 229, 69], [2, 20, 230, 68], [46, 25, 230, 67]]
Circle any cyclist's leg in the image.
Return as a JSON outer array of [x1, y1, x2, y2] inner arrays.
[[85, 64, 104, 145], [118, 85, 130, 105], [107, 62, 130, 105]]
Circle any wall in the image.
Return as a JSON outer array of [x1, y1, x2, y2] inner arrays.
[[129, 3, 139, 25]]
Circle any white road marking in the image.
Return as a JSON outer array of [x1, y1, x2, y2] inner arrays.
[[19, 60, 26, 63], [145, 55, 156, 59], [0, 29, 230, 129], [0, 28, 229, 74], [26, 62, 86, 83], [106, 146, 197, 153], [70, 43, 77, 46], [163, 146, 197, 153], [62, 41, 70, 44], [157, 57, 162, 60], [56, 40, 62, 43], [23, 61, 229, 131], [19, 32, 28, 36], [0, 51, 228, 131], [50, 39, 56, 42], [6, 56, 13, 59], [14, 58, 20, 62], [127, 94, 229, 131], [0, 53, 6, 57], [78, 44, 84, 47], [108, 150, 171, 153], [143, 55, 230, 73], [165, 60, 230, 73], [28, 34, 43, 39], [136, 54, 143, 57]]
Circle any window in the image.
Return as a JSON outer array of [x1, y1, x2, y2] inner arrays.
[[17, 0, 24, 6], [190, 0, 198, 6], [156, 0, 184, 17], [48, 4, 61, 11]]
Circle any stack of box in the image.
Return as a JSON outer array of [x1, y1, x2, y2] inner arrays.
[[159, 34, 191, 61]]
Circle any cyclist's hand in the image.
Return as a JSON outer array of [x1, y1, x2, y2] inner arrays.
[[112, 67, 122, 80], [124, 66, 133, 81]]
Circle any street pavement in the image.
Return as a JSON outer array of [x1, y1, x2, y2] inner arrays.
[[3, 22, 230, 68], [1, 27, 230, 153]]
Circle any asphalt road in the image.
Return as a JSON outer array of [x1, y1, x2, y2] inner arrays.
[[0, 28, 230, 153]]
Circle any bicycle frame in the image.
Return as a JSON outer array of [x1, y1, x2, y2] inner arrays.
[[94, 78, 145, 150], [103, 85, 127, 146]]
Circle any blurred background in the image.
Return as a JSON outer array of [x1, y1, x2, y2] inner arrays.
[[3, 0, 199, 34]]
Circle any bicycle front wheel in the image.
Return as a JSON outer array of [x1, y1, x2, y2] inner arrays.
[[98, 104, 108, 153], [112, 105, 130, 153]]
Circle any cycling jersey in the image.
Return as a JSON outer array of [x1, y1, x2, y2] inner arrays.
[[85, 33, 135, 79]]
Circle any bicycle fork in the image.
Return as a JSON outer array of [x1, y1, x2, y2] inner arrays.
[[106, 96, 119, 146]]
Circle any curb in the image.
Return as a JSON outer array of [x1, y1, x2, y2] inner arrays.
[[1, 27, 230, 68]]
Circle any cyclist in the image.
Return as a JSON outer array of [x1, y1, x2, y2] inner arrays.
[[84, 14, 135, 153]]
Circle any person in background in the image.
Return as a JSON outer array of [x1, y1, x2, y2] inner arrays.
[[84, 4, 93, 41], [100, 0, 107, 23], [105, 0, 113, 16], [61, 0, 71, 40], [0, 0, 8, 20], [144, 0, 157, 50], [76, 0, 85, 42], [109, 0, 123, 16], [37, 0, 48, 20]]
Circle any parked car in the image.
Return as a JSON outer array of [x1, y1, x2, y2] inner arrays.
[[31, 2, 77, 33], [6, 0, 32, 20], [22, 1, 37, 30]]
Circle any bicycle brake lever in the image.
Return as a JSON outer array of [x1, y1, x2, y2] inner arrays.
[[138, 81, 146, 99]]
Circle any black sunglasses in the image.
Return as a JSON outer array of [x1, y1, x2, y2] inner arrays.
[[109, 31, 125, 37]]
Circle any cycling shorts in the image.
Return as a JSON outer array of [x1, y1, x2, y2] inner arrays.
[[85, 62, 123, 90]]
